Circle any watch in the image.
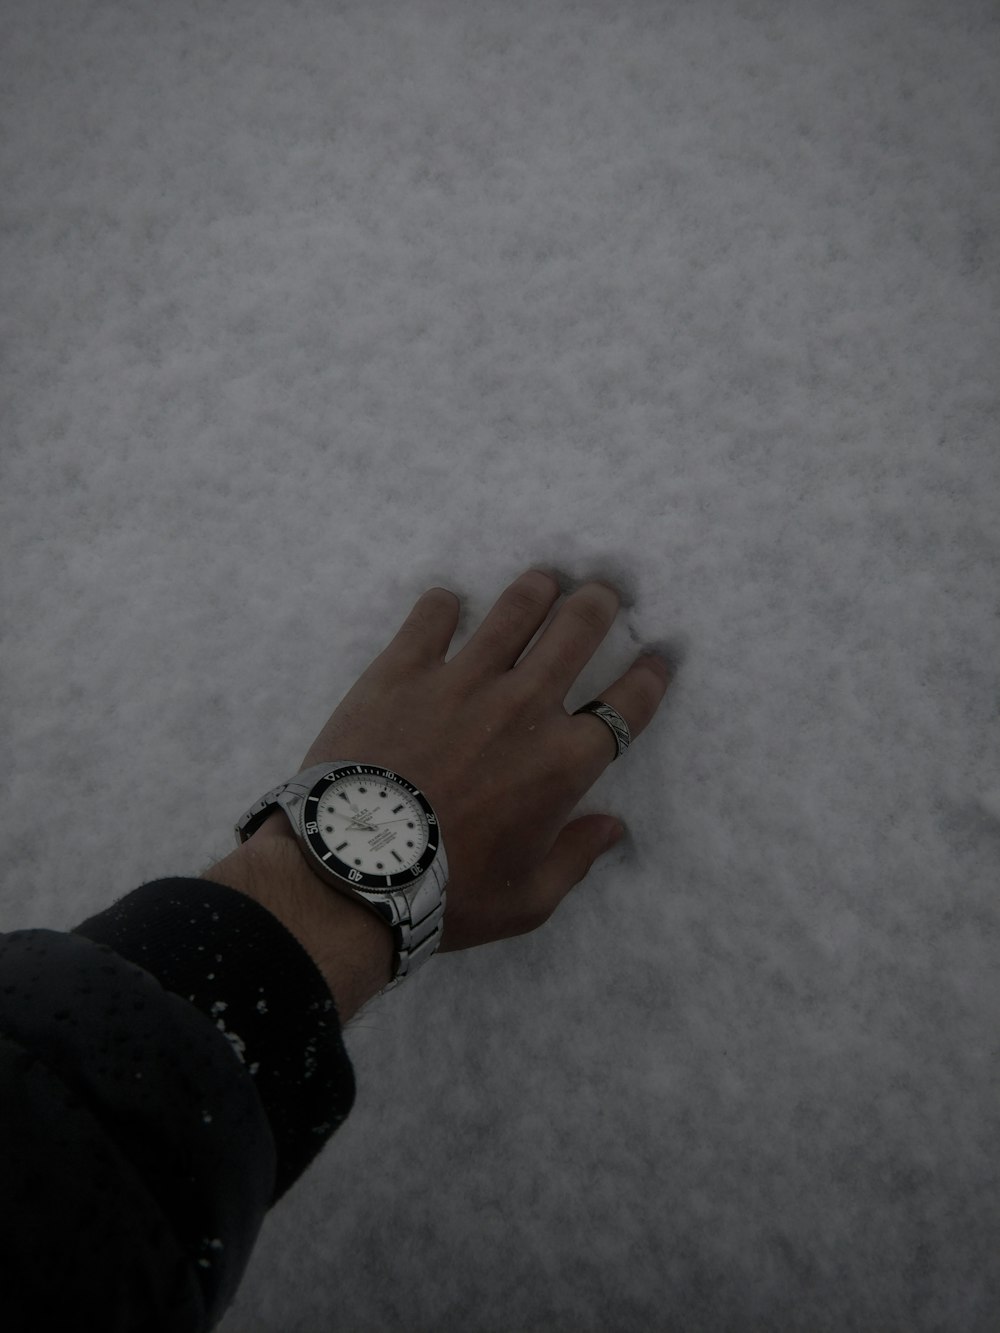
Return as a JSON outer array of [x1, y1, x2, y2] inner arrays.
[[235, 761, 448, 996]]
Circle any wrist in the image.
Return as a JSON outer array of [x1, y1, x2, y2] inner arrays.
[[200, 812, 394, 1024]]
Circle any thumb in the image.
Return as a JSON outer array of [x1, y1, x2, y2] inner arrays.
[[539, 814, 624, 911]]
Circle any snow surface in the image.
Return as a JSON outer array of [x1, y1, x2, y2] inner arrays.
[[2, 0, 998, 1328]]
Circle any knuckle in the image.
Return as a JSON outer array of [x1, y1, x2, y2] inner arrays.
[[506, 577, 554, 616], [569, 594, 614, 633], [481, 582, 552, 651], [631, 672, 664, 728]]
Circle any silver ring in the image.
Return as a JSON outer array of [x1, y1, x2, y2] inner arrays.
[[572, 700, 631, 760]]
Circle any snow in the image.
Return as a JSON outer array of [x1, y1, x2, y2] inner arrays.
[[2, 0, 998, 1329]]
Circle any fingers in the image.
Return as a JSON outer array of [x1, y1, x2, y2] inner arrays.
[[456, 569, 671, 764], [517, 579, 621, 692], [386, 572, 672, 768], [450, 568, 562, 673]]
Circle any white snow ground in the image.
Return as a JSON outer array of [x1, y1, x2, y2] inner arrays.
[[2, 1, 998, 1329]]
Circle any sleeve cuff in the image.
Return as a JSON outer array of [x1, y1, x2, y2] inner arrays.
[[73, 877, 357, 1203]]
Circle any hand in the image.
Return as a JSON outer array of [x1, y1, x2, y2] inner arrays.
[[279, 569, 673, 954]]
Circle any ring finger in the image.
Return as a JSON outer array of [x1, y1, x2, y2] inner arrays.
[[568, 653, 672, 768]]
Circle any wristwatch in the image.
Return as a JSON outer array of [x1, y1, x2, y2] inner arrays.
[[235, 761, 448, 996]]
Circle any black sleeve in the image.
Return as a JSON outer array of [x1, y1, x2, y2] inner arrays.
[[0, 877, 358, 1333]]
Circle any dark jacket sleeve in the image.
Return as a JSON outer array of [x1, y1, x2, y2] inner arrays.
[[0, 877, 358, 1333]]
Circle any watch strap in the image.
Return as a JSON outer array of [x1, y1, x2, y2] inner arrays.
[[381, 852, 447, 993]]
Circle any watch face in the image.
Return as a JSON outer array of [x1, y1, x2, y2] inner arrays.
[[302, 765, 438, 893]]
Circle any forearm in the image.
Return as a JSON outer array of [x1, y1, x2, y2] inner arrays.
[[200, 812, 394, 1024]]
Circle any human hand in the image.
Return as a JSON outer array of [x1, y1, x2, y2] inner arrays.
[[290, 568, 673, 954]]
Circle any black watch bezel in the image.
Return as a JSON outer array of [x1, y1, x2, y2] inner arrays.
[[301, 763, 439, 894]]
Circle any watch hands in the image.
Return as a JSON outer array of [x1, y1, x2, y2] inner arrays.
[[329, 809, 417, 833], [348, 818, 418, 830]]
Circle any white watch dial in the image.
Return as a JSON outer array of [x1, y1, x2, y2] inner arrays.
[[314, 771, 429, 875]]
